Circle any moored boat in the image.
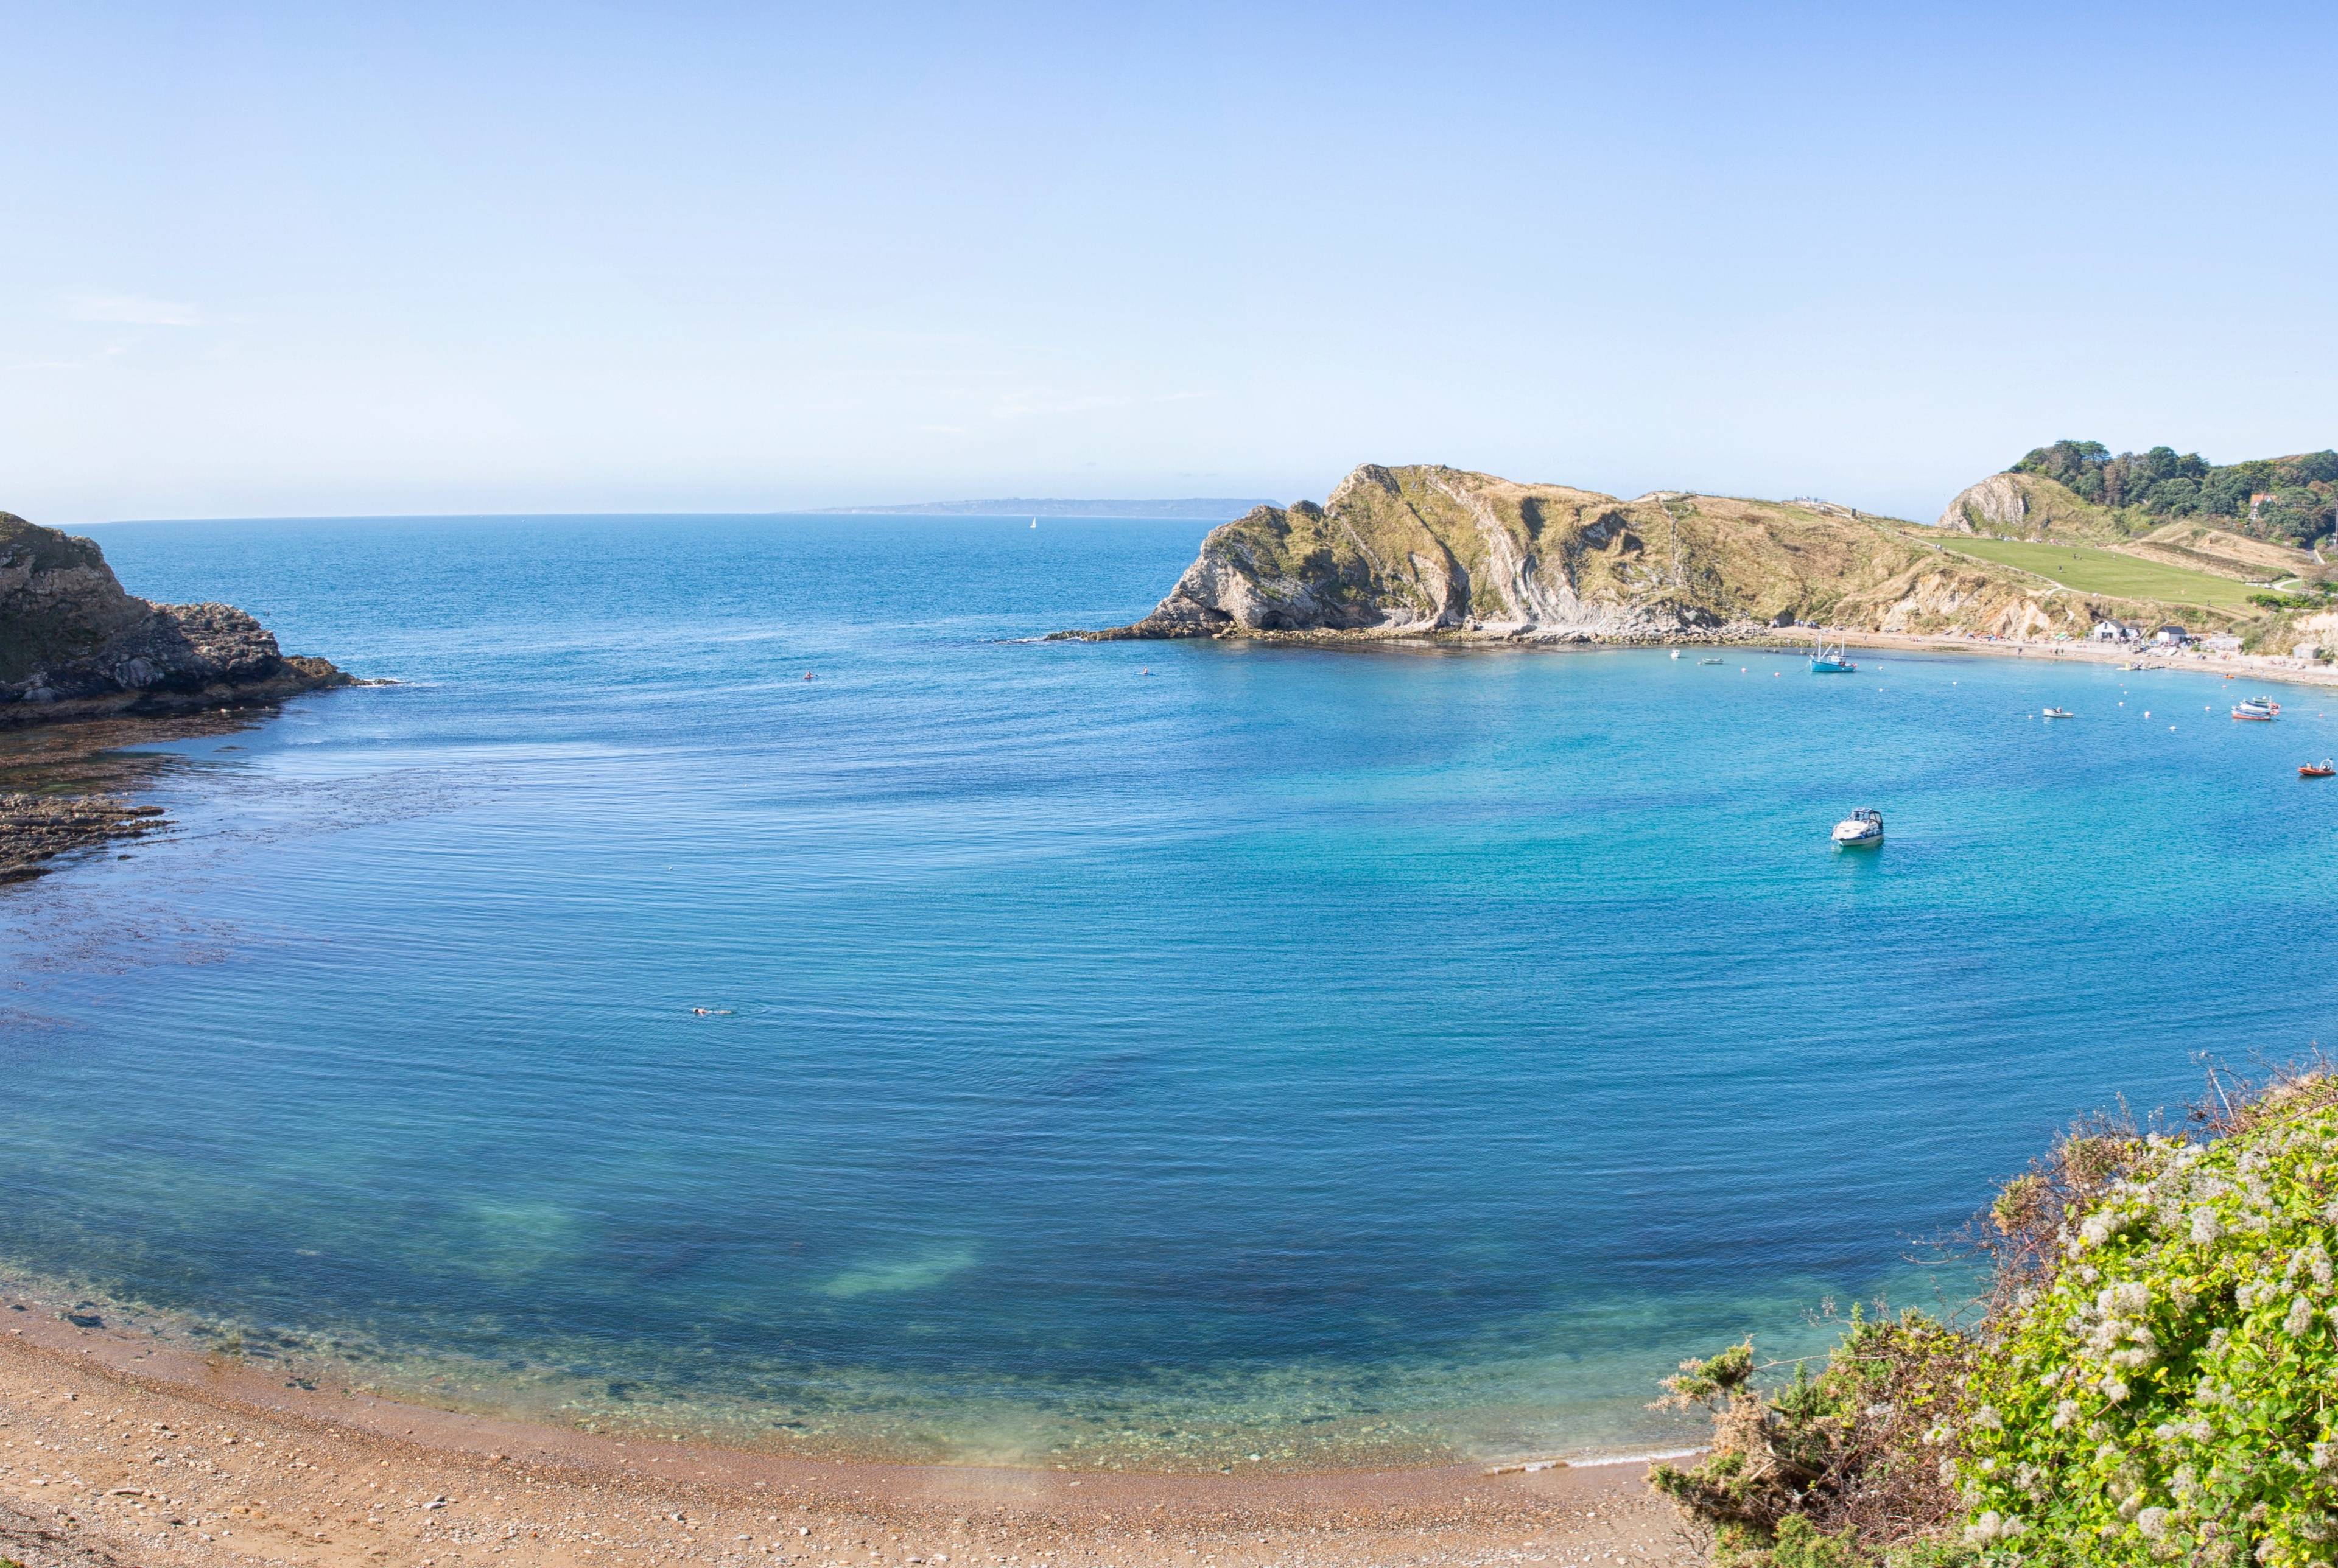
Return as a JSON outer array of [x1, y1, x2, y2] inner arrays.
[[1831, 808, 1884, 847], [1809, 634, 1857, 674], [2043, 707, 2074, 719], [2234, 697, 2277, 721]]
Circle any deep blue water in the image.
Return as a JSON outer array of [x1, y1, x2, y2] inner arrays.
[[4, 513, 2335, 1468]]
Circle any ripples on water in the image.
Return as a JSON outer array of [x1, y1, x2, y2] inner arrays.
[[2, 514, 2333, 1468]]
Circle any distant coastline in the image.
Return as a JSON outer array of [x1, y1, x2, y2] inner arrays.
[[817, 496, 1273, 519]]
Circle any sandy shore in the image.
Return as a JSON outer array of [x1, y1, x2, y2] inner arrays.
[[1772, 626, 2338, 690], [0, 1305, 1697, 1568]]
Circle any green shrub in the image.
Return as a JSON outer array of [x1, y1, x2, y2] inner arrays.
[[1654, 1071, 2338, 1566], [1649, 1309, 1968, 1565], [1958, 1076, 2338, 1564]]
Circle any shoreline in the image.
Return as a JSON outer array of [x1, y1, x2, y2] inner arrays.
[[0, 1302, 1693, 1568], [1764, 625, 2338, 690], [1078, 620, 2338, 691], [0, 705, 297, 883]]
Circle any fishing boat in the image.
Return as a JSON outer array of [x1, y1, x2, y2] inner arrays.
[[2302, 761, 2335, 778], [2043, 707, 2074, 719], [2233, 697, 2278, 721], [1809, 634, 1857, 674], [1831, 808, 1884, 848]]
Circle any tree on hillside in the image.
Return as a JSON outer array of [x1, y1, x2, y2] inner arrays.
[[2013, 441, 2334, 544]]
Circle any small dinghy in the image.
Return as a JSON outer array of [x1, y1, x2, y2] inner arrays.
[[2043, 707, 2074, 719], [1831, 808, 1884, 848], [2303, 761, 2335, 778], [1698, 657, 1724, 665]]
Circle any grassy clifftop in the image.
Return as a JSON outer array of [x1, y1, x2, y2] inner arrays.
[[1939, 442, 2336, 599], [1084, 464, 2239, 643]]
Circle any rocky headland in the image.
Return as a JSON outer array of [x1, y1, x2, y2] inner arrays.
[[1067, 463, 2208, 646], [1, 512, 351, 726], [0, 511, 356, 879]]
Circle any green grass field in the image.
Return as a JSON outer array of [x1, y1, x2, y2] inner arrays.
[[1928, 535, 2260, 612]]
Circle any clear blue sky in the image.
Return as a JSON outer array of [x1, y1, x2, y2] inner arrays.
[[5, 1, 2334, 523]]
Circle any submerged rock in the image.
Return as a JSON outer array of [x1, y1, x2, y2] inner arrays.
[[0, 511, 352, 726]]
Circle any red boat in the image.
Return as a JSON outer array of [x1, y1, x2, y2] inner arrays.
[[2303, 761, 2334, 778]]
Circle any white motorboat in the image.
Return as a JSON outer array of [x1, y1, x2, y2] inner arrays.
[[1831, 808, 1884, 847], [2043, 707, 2074, 719]]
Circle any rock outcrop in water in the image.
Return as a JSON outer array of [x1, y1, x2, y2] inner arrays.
[[1, 511, 351, 726], [1072, 463, 2166, 643]]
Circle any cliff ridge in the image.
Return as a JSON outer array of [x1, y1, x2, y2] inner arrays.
[[1077, 463, 2173, 643]]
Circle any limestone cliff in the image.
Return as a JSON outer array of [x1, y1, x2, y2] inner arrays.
[[1076, 464, 2164, 643], [1, 512, 350, 725], [1936, 474, 2033, 534], [1934, 470, 2154, 544]]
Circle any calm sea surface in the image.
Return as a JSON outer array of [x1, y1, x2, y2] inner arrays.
[[4, 514, 2334, 1468]]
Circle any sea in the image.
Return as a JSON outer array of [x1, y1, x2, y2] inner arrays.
[[2, 512, 2333, 1470]]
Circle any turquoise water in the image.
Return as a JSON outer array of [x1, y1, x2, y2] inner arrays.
[[5, 514, 2336, 1469]]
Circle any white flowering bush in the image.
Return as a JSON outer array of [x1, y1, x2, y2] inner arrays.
[[1959, 1076, 2338, 1565], [1655, 1070, 2338, 1567]]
